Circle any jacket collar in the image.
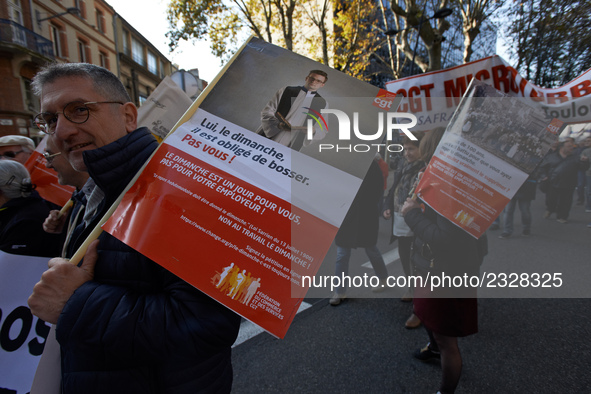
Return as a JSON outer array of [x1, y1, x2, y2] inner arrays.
[[82, 127, 158, 198]]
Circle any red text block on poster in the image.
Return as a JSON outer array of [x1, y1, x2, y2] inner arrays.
[[104, 144, 339, 338]]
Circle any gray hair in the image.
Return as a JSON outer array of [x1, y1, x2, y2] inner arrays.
[[31, 63, 131, 102], [0, 160, 35, 199]]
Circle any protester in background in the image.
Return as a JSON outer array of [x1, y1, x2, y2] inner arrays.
[[42, 137, 90, 257], [330, 157, 389, 306], [575, 138, 587, 206], [44, 137, 89, 191], [376, 152, 389, 191], [545, 140, 560, 158], [383, 131, 425, 328], [499, 175, 537, 239], [0, 160, 62, 256], [0, 135, 35, 164], [376, 152, 389, 212], [401, 127, 487, 394], [488, 215, 501, 231], [538, 139, 589, 223], [580, 136, 591, 217], [388, 135, 406, 171], [27, 63, 240, 393]]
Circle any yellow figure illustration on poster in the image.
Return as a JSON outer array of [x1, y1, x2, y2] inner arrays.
[[213, 263, 261, 306]]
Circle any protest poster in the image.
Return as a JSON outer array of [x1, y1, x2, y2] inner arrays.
[[24, 136, 75, 207], [136, 75, 194, 142], [415, 79, 561, 239], [386, 55, 591, 131], [0, 252, 50, 394], [102, 37, 397, 338]]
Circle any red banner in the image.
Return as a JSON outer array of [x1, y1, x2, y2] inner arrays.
[[24, 137, 74, 206], [387, 55, 591, 130]]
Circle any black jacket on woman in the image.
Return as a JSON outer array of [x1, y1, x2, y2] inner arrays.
[[383, 159, 424, 242], [57, 128, 241, 394], [0, 190, 62, 257], [335, 160, 383, 248], [405, 203, 487, 336], [404, 204, 487, 288]]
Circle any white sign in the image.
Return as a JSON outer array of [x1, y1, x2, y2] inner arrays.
[[0, 252, 49, 394]]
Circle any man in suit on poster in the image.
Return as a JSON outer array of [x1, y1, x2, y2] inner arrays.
[[257, 70, 329, 151]]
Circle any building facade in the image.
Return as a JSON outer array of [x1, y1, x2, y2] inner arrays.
[[114, 15, 175, 107], [0, 0, 176, 141]]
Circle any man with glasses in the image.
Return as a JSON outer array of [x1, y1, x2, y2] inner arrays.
[[257, 69, 329, 151], [0, 135, 35, 164], [43, 137, 89, 192], [27, 63, 240, 394], [42, 137, 90, 257]]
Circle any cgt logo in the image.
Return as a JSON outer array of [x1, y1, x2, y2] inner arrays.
[[544, 118, 564, 135], [306, 109, 418, 153], [373, 89, 399, 110]]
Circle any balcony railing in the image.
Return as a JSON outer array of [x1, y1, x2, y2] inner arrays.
[[0, 19, 54, 59]]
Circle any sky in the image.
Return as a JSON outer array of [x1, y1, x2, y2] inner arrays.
[[111, 0, 223, 82]]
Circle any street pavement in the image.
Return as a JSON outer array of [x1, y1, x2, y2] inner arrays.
[[231, 190, 591, 393]]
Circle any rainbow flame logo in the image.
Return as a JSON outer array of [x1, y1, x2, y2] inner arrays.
[[303, 107, 329, 133]]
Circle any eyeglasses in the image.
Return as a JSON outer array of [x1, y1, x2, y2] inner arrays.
[[43, 151, 62, 164], [34, 101, 124, 135], [0, 150, 24, 159], [306, 76, 326, 84]]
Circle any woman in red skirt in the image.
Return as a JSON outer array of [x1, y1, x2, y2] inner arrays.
[[401, 128, 488, 393]]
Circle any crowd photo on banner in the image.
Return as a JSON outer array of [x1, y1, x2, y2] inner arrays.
[[1, 4, 591, 393]]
